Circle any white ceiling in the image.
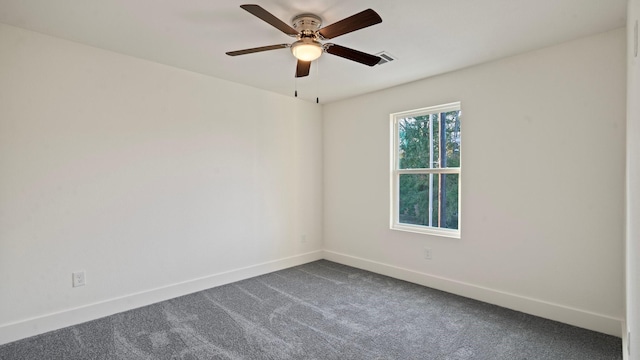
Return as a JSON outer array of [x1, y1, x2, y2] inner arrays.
[[0, 0, 627, 103]]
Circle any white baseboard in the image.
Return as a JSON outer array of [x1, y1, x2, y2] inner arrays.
[[0, 250, 323, 346], [323, 250, 623, 337], [1, 249, 623, 346]]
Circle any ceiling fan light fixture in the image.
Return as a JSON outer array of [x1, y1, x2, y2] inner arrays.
[[291, 39, 323, 61]]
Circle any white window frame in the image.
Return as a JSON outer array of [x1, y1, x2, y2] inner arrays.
[[390, 102, 461, 238]]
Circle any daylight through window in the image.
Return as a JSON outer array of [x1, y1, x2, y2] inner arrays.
[[390, 102, 461, 237]]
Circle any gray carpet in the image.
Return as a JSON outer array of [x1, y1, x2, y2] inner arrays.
[[0, 260, 622, 359]]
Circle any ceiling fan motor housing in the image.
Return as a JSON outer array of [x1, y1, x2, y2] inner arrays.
[[292, 14, 322, 36]]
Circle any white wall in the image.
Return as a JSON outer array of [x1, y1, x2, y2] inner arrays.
[[627, 0, 640, 357], [0, 23, 323, 344], [323, 28, 626, 336]]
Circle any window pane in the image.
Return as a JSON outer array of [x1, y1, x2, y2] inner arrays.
[[440, 173, 459, 230], [443, 111, 461, 168], [398, 111, 460, 170], [398, 115, 434, 169], [398, 173, 459, 230]]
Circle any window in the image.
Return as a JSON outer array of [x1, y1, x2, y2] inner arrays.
[[390, 102, 461, 238]]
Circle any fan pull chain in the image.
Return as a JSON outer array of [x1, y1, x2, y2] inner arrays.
[[315, 59, 320, 104], [294, 77, 298, 97]]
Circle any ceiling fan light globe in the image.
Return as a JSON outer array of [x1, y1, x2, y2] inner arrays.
[[291, 40, 323, 61]]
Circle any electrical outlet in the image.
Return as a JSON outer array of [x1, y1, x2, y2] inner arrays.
[[72, 271, 86, 287], [423, 247, 432, 260], [300, 234, 307, 243]]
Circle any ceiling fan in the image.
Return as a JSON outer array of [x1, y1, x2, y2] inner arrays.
[[226, 4, 383, 78]]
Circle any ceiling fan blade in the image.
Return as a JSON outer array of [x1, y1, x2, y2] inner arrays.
[[296, 60, 311, 78], [226, 44, 289, 56], [240, 4, 299, 36], [325, 44, 381, 66], [318, 9, 382, 39]]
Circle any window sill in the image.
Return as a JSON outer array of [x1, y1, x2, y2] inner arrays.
[[391, 223, 460, 239]]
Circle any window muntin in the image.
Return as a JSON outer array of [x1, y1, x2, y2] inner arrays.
[[391, 102, 461, 237]]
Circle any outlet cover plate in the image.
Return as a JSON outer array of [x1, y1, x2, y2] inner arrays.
[[72, 271, 86, 287], [424, 247, 432, 260]]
